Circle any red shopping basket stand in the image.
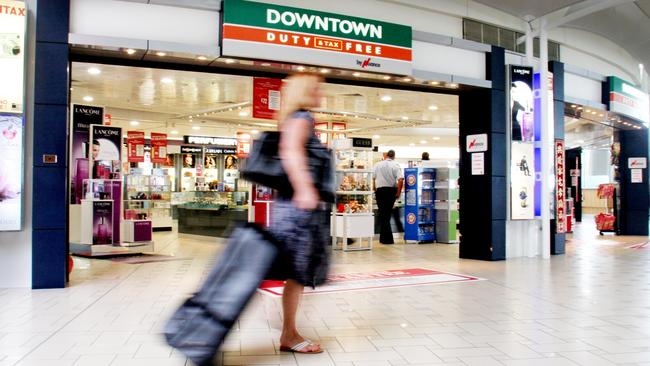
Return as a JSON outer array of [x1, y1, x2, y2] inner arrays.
[[595, 213, 616, 234]]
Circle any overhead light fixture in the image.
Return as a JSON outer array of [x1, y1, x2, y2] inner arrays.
[[224, 59, 235, 64], [585, 109, 591, 113], [401, 116, 409, 120], [402, 78, 412, 82], [192, 126, 201, 131], [170, 130, 179, 135], [428, 105, 439, 111], [420, 140, 427, 144], [380, 95, 392, 102], [83, 96, 94, 102], [87, 67, 101, 75], [448, 83, 459, 88], [197, 56, 208, 61], [161, 77, 174, 84], [126, 49, 136, 55], [429, 81, 440, 85], [239, 111, 249, 117], [576, 139, 585, 144], [251, 129, 259, 134], [432, 136, 441, 141], [261, 62, 271, 67], [372, 135, 381, 139], [296, 66, 306, 71], [382, 75, 391, 80], [352, 72, 361, 77], [320, 68, 330, 74], [577, 106, 583, 110], [571, 104, 577, 108], [599, 113, 604, 117], [155, 51, 167, 57], [130, 120, 140, 126]]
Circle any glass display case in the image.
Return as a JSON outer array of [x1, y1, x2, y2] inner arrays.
[[174, 191, 250, 238], [124, 168, 172, 230]]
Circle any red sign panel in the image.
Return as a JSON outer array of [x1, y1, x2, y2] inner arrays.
[[127, 131, 145, 163], [555, 140, 566, 233], [236, 132, 252, 158], [150, 132, 167, 164], [253, 77, 282, 120], [315, 122, 328, 144]]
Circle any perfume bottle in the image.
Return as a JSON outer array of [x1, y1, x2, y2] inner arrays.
[[95, 217, 109, 244]]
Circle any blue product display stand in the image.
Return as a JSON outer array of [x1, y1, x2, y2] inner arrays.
[[404, 168, 436, 243]]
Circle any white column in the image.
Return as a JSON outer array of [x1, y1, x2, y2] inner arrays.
[[540, 19, 552, 259], [524, 17, 533, 66]]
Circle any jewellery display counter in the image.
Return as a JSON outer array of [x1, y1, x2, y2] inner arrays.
[[174, 191, 249, 237]]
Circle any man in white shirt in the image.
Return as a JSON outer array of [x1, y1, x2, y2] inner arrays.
[[373, 150, 404, 244]]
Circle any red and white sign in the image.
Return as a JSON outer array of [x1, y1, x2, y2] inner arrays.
[[104, 113, 112, 125], [150, 132, 167, 164], [628, 157, 647, 169], [127, 131, 145, 163], [466, 133, 488, 152], [332, 122, 347, 140], [253, 77, 282, 120], [258, 268, 483, 296], [315, 122, 328, 144], [555, 140, 566, 233], [236, 132, 251, 158]]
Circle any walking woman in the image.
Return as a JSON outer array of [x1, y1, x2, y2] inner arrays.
[[271, 73, 331, 354]]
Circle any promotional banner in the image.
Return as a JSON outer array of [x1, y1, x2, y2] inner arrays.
[[222, 0, 412, 75], [511, 142, 535, 220], [127, 131, 145, 163], [253, 77, 282, 120], [555, 140, 566, 233], [607, 76, 649, 125], [0, 114, 22, 230], [91, 125, 122, 179], [0, 0, 26, 114], [150, 132, 167, 164], [92, 201, 113, 245], [510, 66, 534, 142], [71, 104, 104, 204], [236, 132, 252, 158]]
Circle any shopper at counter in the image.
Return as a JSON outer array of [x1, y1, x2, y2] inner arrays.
[[374, 150, 404, 244]]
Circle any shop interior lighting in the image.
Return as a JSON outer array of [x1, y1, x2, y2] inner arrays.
[[83, 96, 94, 102], [238, 111, 249, 117], [251, 129, 259, 134], [130, 120, 140, 126], [577, 106, 583, 110], [197, 56, 208, 61], [420, 140, 427, 144], [380, 95, 392, 102], [571, 104, 577, 108], [125, 48, 136, 55], [155, 52, 167, 57], [192, 126, 201, 131], [352, 72, 361, 77], [429, 81, 440, 85], [382, 75, 391, 80], [296, 66, 306, 71], [402, 78, 412, 82], [401, 116, 409, 120], [87, 67, 101, 75], [448, 83, 459, 88], [224, 59, 236, 64], [372, 135, 381, 139], [261, 63, 271, 67], [428, 105, 439, 111], [170, 130, 179, 135], [161, 77, 174, 84], [320, 69, 330, 74], [433, 136, 441, 140]]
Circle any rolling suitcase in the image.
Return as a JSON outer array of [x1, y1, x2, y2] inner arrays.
[[164, 224, 285, 366]]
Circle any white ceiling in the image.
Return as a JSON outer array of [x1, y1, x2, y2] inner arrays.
[[70, 62, 460, 149]]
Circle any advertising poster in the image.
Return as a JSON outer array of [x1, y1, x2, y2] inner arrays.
[[204, 154, 218, 169], [127, 131, 145, 163], [0, 1, 26, 114], [92, 201, 113, 245], [555, 140, 566, 233], [511, 142, 535, 220], [224, 154, 238, 170], [150, 132, 167, 164], [182, 153, 196, 168], [236, 132, 251, 158], [0, 114, 22, 230], [91, 125, 122, 179], [70, 104, 104, 204], [253, 77, 282, 120], [510, 66, 534, 142]]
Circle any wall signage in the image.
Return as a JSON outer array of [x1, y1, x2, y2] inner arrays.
[[466, 133, 488, 152], [206, 147, 237, 154], [253, 77, 282, 120], [184, 135, 237, 146], [628, 157, 647, 169], [0, 0, 26, 114], [607, 76, 649, 125], [510, 65, 535, 220], [222, 0, 412, 75], [631, 169, 643, 183], [471, 152, 484, 175], [236, 132, 252, 158], [181, 146, 202, 154], [127, 131, 145, 163], [0, 114, 23, 231], [150, 132, 167, 164], [555, 140, 566, 233], [352, 137, 372, 148]]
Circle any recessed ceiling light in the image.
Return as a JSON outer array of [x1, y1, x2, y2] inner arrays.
[[372, 135, 381, 139], [428, 105, 439, 111], [433, 136, 441, 140], [401, 116, 409, 120], [192, 126, 200, 131], [429, 81, 440, 85], [239, 111, 249, 117], [161, 77, 174, 84], [585, 109, 591, 113], [83, 96, 94, 102], [251, 129, 259, 134], [448, 83, 459, 88], [170, 130, 179, 135], [130, 120, 140, 126], [402, 78, 412, 82], [571, 104, 577, 108], [420, 140, 427, 144], [197, 56, 208, 61], [409, 143, 415, 146], [261, 62, 271, 67], [126, 49, 136, 55], [296, 66, 306, 71], [352, 72, 361, 77], [320, 69, 330, 74], [577, 106, 583, 110], [380, 95, 392, 102], [599, 113, 604, 117], [155, 51, 167, 57], [87, 67, 101, 75], [224, 59, 235, 64], [382, 75, 391, 80], [591, 111, 597, 114]]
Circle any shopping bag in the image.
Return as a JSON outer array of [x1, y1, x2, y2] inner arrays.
[[164, 224, 283, 366]]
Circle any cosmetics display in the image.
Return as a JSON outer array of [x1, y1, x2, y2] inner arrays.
[[124, 168, 172, 230]]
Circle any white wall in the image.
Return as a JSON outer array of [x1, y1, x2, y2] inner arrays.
[[0, 0, 34, 288]]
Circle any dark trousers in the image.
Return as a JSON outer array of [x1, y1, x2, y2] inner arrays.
[[376, 187, 397, 244]]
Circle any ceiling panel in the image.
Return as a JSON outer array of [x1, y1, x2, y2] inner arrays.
[[472, 0, 582, 18]]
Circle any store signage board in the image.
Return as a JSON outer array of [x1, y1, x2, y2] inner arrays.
[[608, 76, 649, 125], [631, 169, 643, 183], [236, 132, 252, 158], [206, 147, 237, 154], [253, 77, 282, 120], [466, 134, 487, 152], [352, 137, 372, 148], [181, 146, 202, 154], [510, 65, 535, 220], [221, 0, 412, 75], [127, 131, 145, 163], [628, 157, 647, 169], [0, 0, 26, 114], [258, 268, 483, 296], [555, 140, 566, 233], [471, 152, 484, 175], [150, 132, 167, 164], [184, 136, 237, 146]]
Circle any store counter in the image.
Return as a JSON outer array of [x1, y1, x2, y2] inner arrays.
[[177, 205, 248, 237]]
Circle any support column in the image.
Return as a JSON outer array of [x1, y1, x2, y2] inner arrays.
[[539, 21, 551, 259], [458, 46, 507, 261], [31, 0, 70, 289]]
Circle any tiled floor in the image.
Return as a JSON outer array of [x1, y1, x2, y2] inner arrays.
[[1, 218, 650, 366]]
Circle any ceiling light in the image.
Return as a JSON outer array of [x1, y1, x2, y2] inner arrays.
[[261, 62, 271, 67], [161, 77, 174, 84], [429, 81, 440, 85], [130, 120, 140, 126], [83, 96, 94, 102], [296, 66, 306, 71], [382, 75, 391, 80], [224, 59, 235, 64], [87, 67, 101, 75], [155, 51, 167, 57], [448, 83, 459, 88], [170, 130, 179, 135], [420, 140, 427, 144], [599, 114, 604, 117], [428, 105, 439, 111], [577, 106, 583, 110], [380, 95, 392, 102], [585, 109, 591, 113], [197, 56, 208, 61], [571, 104, 577, 108], [126, 48, 136, 55], [352, 72, 361, 77], [372, 135, 381, 139], [433, 136, 441, 140], [401, 116, 409, 120], [591, 111, 597, 115], [239, 111, 249, 117], [320, 69, 330, 74], [409, 143, 415, 146], [192, 126, 200, 131], [402, 78, 412, 82], [251, 129, 259, 134]]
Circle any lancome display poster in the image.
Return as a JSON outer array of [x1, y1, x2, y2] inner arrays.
[[92, 201, 113, 245], [0, 114, 23, 230], [90, 125, 122, 179], [509, 65, 534, 142], [71, 104, 103, 204], [0, 0, 26, 114], [511, 142, 535, 220]]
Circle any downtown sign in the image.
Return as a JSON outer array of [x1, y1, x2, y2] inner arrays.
[[221, 0, 412, 75]]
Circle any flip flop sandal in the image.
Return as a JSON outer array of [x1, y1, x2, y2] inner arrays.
[[279, 340, 324, 354]]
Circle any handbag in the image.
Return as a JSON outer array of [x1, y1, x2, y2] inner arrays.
[[242, 131, 334, 202]]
